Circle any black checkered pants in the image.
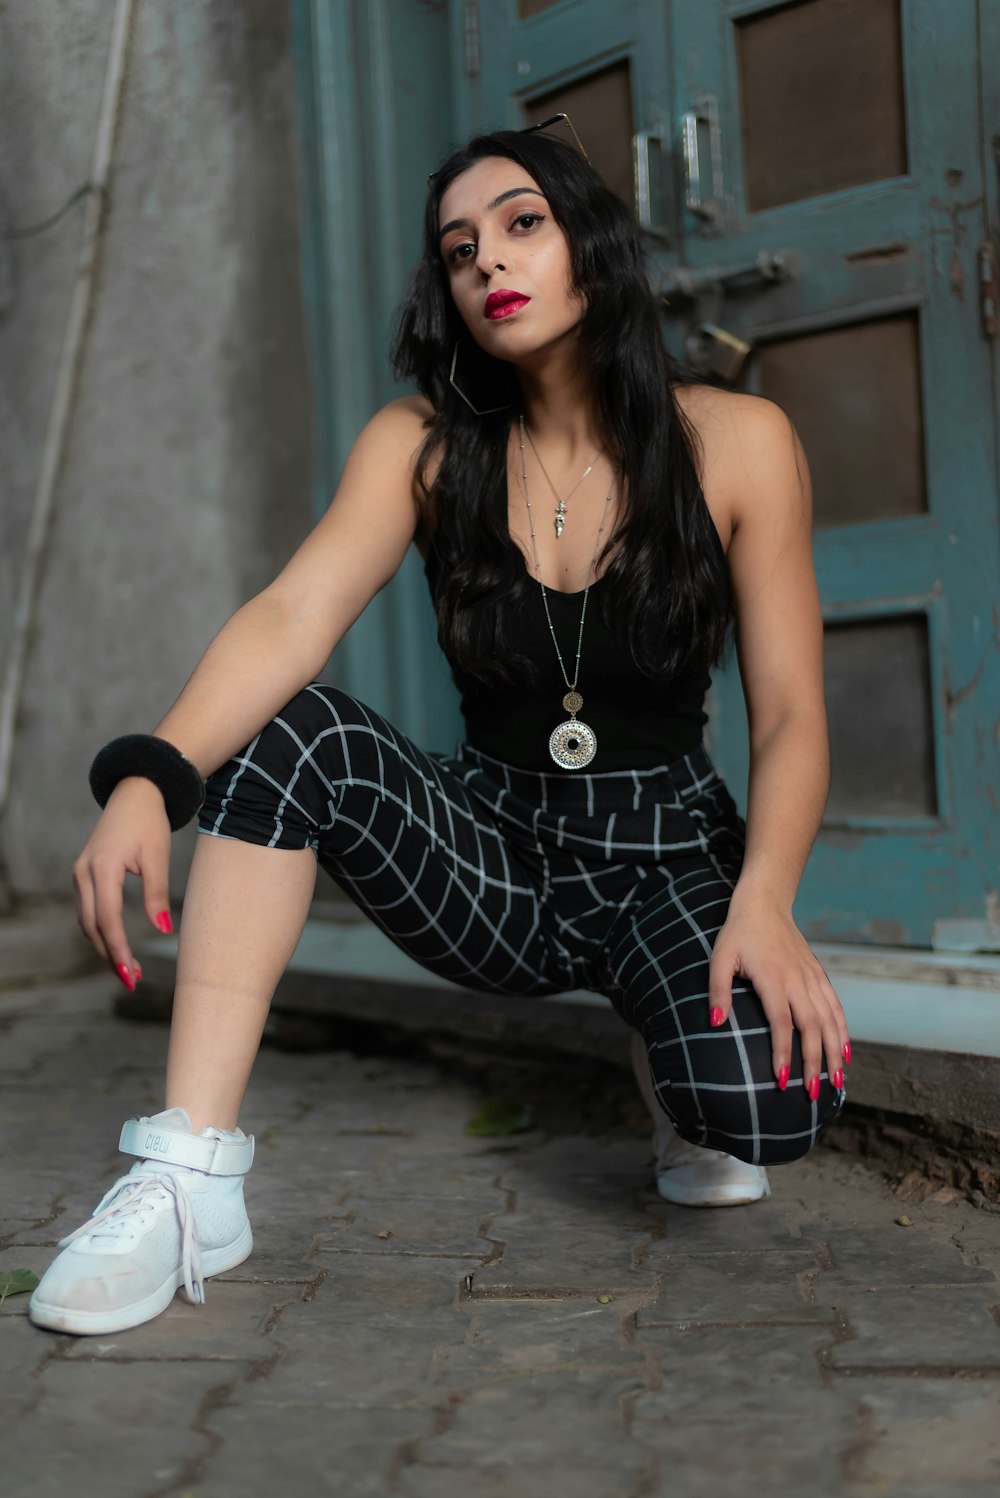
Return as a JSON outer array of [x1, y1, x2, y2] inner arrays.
[[197, 683, 846, 1165]]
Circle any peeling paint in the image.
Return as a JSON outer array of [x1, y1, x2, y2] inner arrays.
[[928, 194, 985, 298]]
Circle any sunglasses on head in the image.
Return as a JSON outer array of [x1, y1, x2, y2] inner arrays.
[[427, 113, 589, 185]]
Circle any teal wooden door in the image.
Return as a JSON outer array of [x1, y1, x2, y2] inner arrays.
[[466, 0, 999, 953], [665, 0, 998, 951], [292, 0, 466, 758]]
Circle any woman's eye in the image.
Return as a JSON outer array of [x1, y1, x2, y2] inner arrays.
[[513, 212, 543, 231], [447, 242, 475, 265]]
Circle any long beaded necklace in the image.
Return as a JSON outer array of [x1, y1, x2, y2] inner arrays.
[[517, 413, 616, 770]]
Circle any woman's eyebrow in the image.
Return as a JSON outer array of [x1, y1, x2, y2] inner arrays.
[[438, 187, 546, 241]]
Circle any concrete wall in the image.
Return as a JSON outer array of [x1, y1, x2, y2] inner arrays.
[[0, 0, 315, 901]]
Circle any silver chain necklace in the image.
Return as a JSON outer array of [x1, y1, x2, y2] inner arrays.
[[517, 413, 615, 770], [522, 425, 602, 539]]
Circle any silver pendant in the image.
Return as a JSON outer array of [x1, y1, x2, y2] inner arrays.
[[554, 500, 567, 539], [549, 716, 597, 770]]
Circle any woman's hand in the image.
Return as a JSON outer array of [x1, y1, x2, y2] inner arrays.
[[73, 777, 174, 989], [707, 887, 850, 1096]]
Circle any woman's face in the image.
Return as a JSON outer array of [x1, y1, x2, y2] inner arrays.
[[437, 155, 584, 362]]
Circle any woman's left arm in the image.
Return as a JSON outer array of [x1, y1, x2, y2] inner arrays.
[[704, 395, 850, 1097]]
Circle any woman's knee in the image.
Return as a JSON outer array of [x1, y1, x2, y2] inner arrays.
[[645, 1024, 847, 1167], [199, 683, 376, 846], [661, 1091, 845, 1168], [710, 1081, 847, 1167], [265, 682, 368, 744]]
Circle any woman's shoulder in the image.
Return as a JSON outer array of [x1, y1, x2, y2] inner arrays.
[[672, 380, 787, 430], [355, 394, 439, 483], [670, 383, 792, 556], [366, 392, 436, 440], [363, 395, 440, 556]]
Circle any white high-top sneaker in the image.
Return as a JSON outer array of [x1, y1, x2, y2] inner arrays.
[[629, 1031, 772, 1206], [28, 1106, 254, 1336]]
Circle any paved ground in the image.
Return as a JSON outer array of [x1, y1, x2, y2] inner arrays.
[[2, 967, 1000, 1498]]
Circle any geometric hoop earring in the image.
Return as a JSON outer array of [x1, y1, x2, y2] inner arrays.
[[449, 339, 512, 416]]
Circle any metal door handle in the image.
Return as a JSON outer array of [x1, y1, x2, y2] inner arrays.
[[632, 130, 668, 239], [682, 97, 723, 222]]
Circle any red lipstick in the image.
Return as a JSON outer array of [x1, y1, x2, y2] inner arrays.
[[484, 288, 531, 320]]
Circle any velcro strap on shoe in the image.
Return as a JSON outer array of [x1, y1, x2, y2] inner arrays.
[[118, 1120, 255, 1175]]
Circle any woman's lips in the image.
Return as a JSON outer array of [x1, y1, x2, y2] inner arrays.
[[484, 290, 531, 320]]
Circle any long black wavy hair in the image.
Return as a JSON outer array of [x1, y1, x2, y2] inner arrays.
[[391, 128, 735, 690]]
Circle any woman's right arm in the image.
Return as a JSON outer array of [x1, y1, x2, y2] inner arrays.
[[75, 395, 434, 980]]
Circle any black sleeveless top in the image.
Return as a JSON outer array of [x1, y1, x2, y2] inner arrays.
[[424, 546, 711, 772]]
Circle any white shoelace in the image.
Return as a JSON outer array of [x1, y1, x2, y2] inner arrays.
[[57, 1170, 205, 1304]]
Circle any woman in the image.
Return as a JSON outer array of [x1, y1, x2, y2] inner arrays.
[[29, 126, 850, 1337]]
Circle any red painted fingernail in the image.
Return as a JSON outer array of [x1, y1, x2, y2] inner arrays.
[[842, 1040, 852, 1064], [156, 911, 173, 934], [777, 1064, 790, 1091], [116, 963, 135, 992], [832, 1068, 844, 1089], [807, 1076, 821, 1101], [709, 1007, 725, 1028]]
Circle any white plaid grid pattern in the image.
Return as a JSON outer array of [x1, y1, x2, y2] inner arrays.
[[198, 683, 847, 1166]]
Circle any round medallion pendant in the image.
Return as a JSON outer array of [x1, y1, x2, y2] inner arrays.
[[549, 718, 597, 770]]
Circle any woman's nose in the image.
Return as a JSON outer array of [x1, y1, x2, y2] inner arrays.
[[475, 239, 507, 279]]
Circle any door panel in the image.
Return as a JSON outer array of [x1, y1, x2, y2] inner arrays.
[[522, 61, 635, 207], [753, 311, 928, 528], [736, 0, 908, 211], [824, 613, 936, 819]]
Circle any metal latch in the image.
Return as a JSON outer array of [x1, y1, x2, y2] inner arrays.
[[661, 249, 799, 304]]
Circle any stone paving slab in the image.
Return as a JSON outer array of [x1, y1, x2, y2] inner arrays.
[[2, 1358, 258, 1498], [803, 1220, 998, 1285], [398, 1368, 653, 1472], [468, 1207, 660, 1297], [828, 1285, 1000, 1369], [841, 1377, 1000, 1489], [432, 1295, 651, 1383], [212, 1226, 323, 1283], [0, 1312, 52, 1416], [631, 1324, 836, 1422], [188, 1403, 432, 1498], [641, 1196, 822, 1253], [489, 1134, 658, 1206], [313, 1249, 476, 1311], [637, 1249, 831, 1325], [399, 1462, 655, 1498], [314, 1191, 502, 1259], [628, 1410, 859, 1498], [221, 1256, 473, 1409]]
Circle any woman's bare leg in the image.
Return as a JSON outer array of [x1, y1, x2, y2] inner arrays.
[[163, 835, 318, 1133]]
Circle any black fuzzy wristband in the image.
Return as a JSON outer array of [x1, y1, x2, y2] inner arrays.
[[89, 734, 206, 832]]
